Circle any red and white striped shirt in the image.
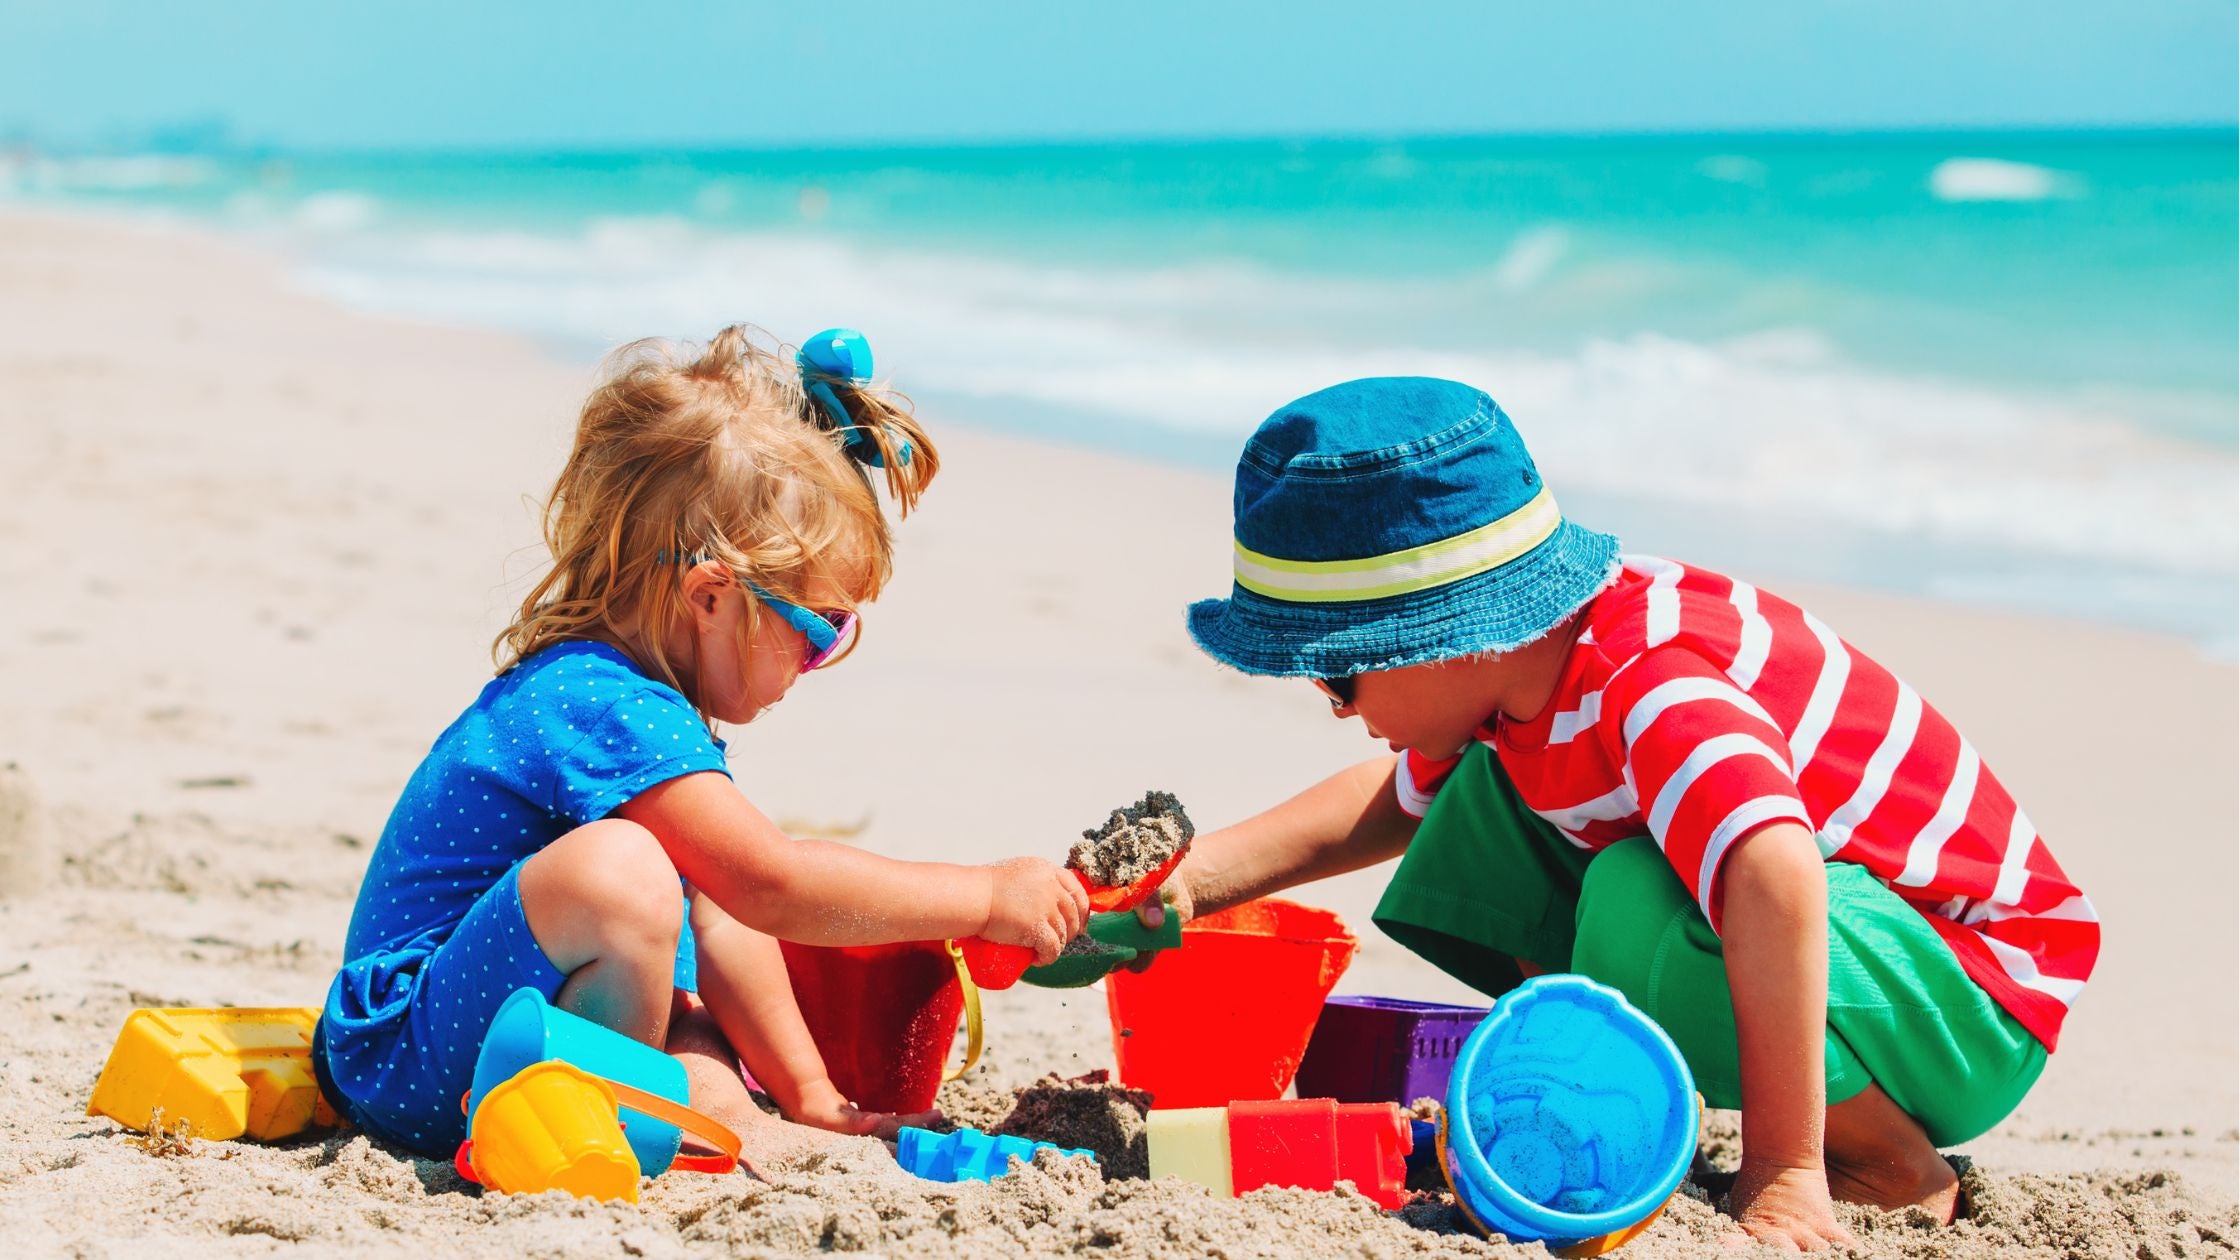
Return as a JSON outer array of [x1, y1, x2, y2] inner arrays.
[[1399, 556, 2097, 1049]]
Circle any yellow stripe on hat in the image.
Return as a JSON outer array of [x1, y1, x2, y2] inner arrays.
[[1233, 486, 1561, 603]]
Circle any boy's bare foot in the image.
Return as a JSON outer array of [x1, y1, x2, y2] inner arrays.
[[1823, 1084, 1962, 1222]]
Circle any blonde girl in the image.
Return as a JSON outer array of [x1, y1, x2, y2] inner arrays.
[[314, 327, 1088, 1163]]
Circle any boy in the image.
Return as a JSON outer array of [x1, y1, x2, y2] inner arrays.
[[1152, 377, 2097, 1250]]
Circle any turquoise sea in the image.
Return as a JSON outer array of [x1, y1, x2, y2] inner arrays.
[[7, 130, 2234, 647]]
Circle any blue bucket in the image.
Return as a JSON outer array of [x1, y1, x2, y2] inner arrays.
[[468, 988, 693, 1176], [1440, 976, 1697, 1251]]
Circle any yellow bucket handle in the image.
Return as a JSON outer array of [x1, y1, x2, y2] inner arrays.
[[940, 939, 985, 1083]]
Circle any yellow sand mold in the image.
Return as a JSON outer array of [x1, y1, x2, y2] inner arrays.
[[87, 1007, 339, 1142]]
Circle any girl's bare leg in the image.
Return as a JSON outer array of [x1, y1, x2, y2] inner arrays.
[[517, 819, 685, 1046]]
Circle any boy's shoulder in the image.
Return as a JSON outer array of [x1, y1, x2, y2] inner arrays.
[[1581, 555, 1776, 665]]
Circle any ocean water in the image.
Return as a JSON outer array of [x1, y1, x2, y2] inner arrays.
[[7, 131, 2234, 649]]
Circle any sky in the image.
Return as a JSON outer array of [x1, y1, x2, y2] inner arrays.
[[2, 0, 2234, 151]]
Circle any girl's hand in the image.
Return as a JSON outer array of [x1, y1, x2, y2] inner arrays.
[[788, 1079, 943, 1140], [981, 857, 1091, 964], [1725, 1159, 1859, 1252]]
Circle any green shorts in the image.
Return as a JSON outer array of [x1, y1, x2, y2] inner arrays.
[[1372, 745, 2045, 1148]]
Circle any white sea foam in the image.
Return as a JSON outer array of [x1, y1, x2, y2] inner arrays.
[[1698, 155, 1768, 187], [0, 155, 213, 193], [1929, 157, 2084, 203], [1490, 227, 1569, 292], [269, 214, 2233, 589]]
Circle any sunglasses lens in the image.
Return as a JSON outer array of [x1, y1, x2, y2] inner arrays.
[[802, 611, 857, 671], [1318, 675, 1356, 707]]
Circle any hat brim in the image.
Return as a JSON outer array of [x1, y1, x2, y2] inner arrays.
[[1186, 521, 1622, 677]]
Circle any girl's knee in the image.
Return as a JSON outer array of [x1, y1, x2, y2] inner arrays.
[[523, 819, 684, 950]]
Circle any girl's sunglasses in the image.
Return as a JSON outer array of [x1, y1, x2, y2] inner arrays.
[[1314, 674, 1357, 709], [748, 583, 857, 671]]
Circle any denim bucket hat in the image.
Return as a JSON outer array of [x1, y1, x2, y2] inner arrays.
[[1187, 377, 1620, 677]]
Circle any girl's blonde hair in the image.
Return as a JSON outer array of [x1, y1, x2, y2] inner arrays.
[[495, 325, 938, 710]]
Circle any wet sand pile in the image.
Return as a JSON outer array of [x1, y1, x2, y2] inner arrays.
[[1068, 791, 1193, 889], [992, 1071, 1154, 1180]]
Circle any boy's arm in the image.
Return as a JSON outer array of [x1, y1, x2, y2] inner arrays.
[[1719, 820, 1857, 1251], [1157, 755, 1417, 923], [617, 772, 1087, 959]]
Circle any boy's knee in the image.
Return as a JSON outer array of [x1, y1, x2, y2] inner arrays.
[[1572, 836, 1697, 989], [530, 819, 684, 949], [1577, 837, 1683, 928]]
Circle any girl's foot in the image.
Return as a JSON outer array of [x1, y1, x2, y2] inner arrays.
[[1823, 1084, 1962, 1222]]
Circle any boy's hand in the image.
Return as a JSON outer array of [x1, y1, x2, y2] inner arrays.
[[981, 857, 1091, 964], [1134, 871, 1195, 931], [1725, 1159, 1858, 1252]]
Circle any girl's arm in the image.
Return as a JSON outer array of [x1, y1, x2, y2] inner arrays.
[[689, 895, 934, 1135], [1156, 755, 1418, 923], [1718, 820, 1857, 1251], [617, 772, 1086, 957]]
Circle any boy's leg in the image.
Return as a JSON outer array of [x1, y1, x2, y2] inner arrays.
[[1373, 744, 1596, 994], [1572, 839, 2044, 1218]]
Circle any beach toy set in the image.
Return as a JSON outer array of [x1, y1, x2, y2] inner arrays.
[[454, 988, 740, 1202], [87, 1006, 340, 1142], [1148, 1098, 1413, 1209], [893, 1125, 1095, 1182], [1098, 895, 1696, 1254]]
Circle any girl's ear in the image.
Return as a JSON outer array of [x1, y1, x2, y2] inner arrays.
[[678, 560, 735, 624]]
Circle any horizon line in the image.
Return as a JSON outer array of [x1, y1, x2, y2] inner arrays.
[[9, 119, 2235, 161]]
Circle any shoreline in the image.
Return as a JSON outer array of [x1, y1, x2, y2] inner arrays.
[[6, 180, 2234, 653], [1, 207, 2233, 1255]]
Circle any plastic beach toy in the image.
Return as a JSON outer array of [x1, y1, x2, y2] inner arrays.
[[1439, 976, 1698, 1255], [1296, 995, 1490, 1107], [469, 988, 736, 1178], [87, 1007, 340, 1143], [1105, 898, 1357, 1109], [466, 1061, 641, 1203], [1020, 909, 1183, 989], [1148, 1098, 1412, 1209], [893, 1125, 1095, 1182], [959, 847, 1190, 990], [782, 938, 969, 1114]]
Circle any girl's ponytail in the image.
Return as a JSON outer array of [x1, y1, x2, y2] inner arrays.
[[794, 328, 940, 516]]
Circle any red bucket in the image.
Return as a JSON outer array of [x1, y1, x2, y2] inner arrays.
[[1105, 898, 1357, 1109], [780, 939, 964, 1115]]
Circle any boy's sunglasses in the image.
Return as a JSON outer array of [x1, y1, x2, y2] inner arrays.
[[1314, 674, 1357, 709], [748, 583, 857, 671]]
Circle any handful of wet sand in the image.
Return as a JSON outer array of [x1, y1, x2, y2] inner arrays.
[[1067, 790, 1194, 889]]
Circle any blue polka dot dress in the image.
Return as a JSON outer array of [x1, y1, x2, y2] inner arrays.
[[314, 641, 728, 1156]]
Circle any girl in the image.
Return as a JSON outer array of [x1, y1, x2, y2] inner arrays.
[[315, 326, 1089, 1165]]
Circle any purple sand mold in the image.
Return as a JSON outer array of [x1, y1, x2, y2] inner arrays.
[[1294, 996, 1491, 1107]]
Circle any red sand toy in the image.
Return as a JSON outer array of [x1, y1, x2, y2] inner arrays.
[[956, 848, 1188, 990], [1106, 898, 1357, 1108], [1147, 1098, 1413, 1210]]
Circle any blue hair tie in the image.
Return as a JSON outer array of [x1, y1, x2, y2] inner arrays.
[[798, 327, 911, 469]]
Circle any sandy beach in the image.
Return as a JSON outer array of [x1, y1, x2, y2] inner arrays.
[[1, 209, 2233, 1256]]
